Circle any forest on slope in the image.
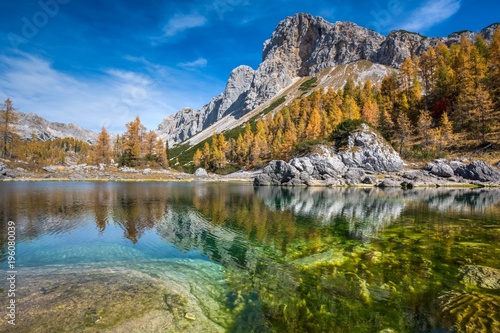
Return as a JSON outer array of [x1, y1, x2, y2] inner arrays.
[[1, 29, 499, 173]]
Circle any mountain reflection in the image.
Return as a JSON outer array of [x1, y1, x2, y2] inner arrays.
[[1, 183, 499, 263]]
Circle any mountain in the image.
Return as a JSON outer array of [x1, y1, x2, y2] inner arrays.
[[157, 13, 498, 147], [16, 112, 98, 144]]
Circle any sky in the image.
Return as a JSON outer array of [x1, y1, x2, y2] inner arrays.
[[0, 0, 498, 134]]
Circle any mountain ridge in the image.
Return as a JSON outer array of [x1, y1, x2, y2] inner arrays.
[[15, 111, 98, 144], [157, 13, 499, 147]]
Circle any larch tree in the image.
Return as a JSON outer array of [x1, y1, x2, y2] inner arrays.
[[342, 96, 361, 120], [93, 126, 112, 164], [417, 110, 433, 148], [123, 116, 146, 166], [0, 98, 19, 158], [361, 99, 379, 125], [155, 138, 168, 167], [395, 111, 412, 157], [193, 149, 203, 168], [142, 130, 158, 160], [306, 107, 322, 140]]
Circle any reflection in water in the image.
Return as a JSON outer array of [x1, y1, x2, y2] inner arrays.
[[0, 183, 499, 332]]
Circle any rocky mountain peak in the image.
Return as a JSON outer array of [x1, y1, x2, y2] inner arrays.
[[158, 13, 499, 146]]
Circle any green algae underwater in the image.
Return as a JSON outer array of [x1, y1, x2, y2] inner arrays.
[[0, 182, 499, 333]]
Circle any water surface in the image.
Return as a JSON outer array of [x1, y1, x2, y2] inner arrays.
[[0, 182, 499, 332]]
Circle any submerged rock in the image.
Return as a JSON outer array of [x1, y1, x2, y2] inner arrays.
[[438, 291, 500, 333], [459, 265, 500, 290]]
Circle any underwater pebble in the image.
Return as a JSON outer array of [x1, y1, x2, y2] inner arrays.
[[185, 312, 196, 321]]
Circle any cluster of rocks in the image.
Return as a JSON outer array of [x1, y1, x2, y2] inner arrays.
[[254, 125, 500, 187], [255, 124, 404, 186], [0, 161, 29, 179]]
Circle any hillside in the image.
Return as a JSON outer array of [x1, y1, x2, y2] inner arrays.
[[157, 13, 499, 149]]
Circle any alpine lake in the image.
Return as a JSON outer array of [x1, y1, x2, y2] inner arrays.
[[0, 182, 499, 333]]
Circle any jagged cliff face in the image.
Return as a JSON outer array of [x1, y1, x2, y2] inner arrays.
[[157, 65, 254, 144], [158, 13, 498, 145], [16, 112, 98, 144]]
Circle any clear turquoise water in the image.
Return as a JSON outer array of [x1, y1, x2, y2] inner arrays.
[[1, 182, 499, 332]]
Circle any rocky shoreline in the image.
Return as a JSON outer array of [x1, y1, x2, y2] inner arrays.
[[254, 124, 500, 188], [1, 123, 499, 188]]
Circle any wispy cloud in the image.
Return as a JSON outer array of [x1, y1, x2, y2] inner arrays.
[[178, 58, 208, 69], [0, 52, 219, 133], [162, 13, 207, 37], [397, 0, 461, 32]]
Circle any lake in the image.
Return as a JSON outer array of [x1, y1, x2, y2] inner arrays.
[[0, 182, 499, 332]]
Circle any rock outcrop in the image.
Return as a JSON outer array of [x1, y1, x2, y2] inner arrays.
[[158, 13, 498, 145], [255, 124, 403, 186]]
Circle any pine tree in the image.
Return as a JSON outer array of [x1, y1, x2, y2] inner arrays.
[[420, 46, 438, 94], [488, 27, 500, 109], [439, 111, 453, 149], [202, 142, 210, 169], [0, 98, 19, 158], [400, 57, 416, 95], [142, 130, 158, 161]]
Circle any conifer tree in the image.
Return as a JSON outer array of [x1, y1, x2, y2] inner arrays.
[[93, 126, 112, 164], [395, 111, 412, 157], [202, 142, 210, 169], [306, 107, 322, 140], [0, 98, 19, 158], [361, 99, 379, 125], [417, 110, 433, 147], [155, 138, 168, 167], [123, 116, 146, 166], [342, 96, 361, 120], [193, 149, 203, 168]]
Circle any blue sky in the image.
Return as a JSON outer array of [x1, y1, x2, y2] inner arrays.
[[0, 0, 498, 133]]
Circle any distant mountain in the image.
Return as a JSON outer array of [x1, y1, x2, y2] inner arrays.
[[157, 13, 499, 146], [16, 112, 98, 144]]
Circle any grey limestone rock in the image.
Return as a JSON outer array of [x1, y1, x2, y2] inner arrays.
[[43, 166, 58, 173], [424, 159, 455, 178], [194, 168, 209, 178], [455, 160, 500, 183], [338, 124, 404, 172]]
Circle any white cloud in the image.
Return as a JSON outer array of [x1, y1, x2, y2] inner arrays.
[[0, 53, 206, 134], [178, 58, 208, 69], [163, 13, 207, 37], [398, 0, 461, 32]]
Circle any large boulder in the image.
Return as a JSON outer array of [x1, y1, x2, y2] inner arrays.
[[424, 159, 455, 178], [455, 160, 500, 183], [337, 124, 404, 172], [255, 124, 404, 186], [194, 168, 209, 178], [459, 265, 500, 290]]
